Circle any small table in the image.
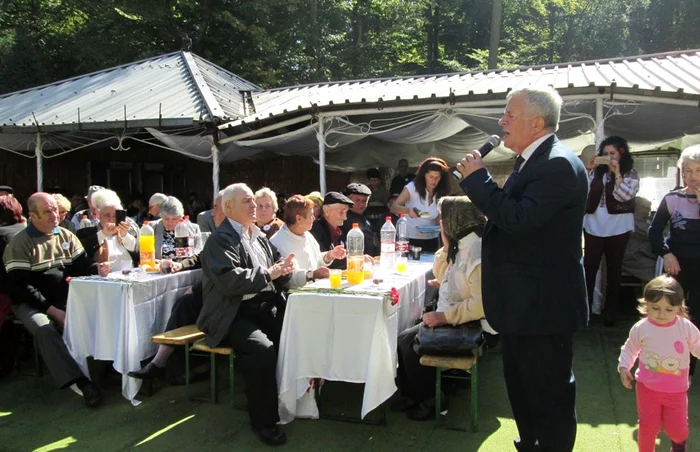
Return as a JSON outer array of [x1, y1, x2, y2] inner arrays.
[[277, 255, 434, 423], [63, 269, 202, 403]]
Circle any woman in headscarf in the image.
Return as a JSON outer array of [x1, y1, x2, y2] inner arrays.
[[392, 196, 496, 421]]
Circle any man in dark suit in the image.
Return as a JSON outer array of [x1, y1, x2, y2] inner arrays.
[[310, 191, 354, 269], [196, 183, 295, 446], [456, 87, 589, 452]]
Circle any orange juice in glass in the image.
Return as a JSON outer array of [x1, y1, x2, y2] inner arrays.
[[346, 255, 365, 285], [329, 269, 342, 288], [395, 256, 408, 273]]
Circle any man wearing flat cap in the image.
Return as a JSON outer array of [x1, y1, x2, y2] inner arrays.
[[342, 183, 378, 257], [0, 186, 14, 197], [310, 191, 354, 270]]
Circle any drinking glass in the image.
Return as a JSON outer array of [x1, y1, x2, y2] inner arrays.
[[119, 260, 132, 276], [329, 269, 342, 288], [395, 256, 408, 273]]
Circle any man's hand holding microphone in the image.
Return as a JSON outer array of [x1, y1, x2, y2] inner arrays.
[[453, 135, 501, 181]]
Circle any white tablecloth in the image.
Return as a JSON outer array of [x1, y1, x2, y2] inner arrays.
[[63, 270, 201, 403], [277, 256, 433, 423]]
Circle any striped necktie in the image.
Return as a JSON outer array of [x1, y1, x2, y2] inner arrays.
[[503, 156, 525, 192]]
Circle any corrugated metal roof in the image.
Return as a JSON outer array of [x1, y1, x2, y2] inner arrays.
[[234, 49, 700, 126], [0, 51, 260, 132]]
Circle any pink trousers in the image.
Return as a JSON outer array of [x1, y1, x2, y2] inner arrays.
[[636, 382, 688, 452]]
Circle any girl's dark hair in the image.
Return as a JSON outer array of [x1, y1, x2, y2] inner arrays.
[[594, 135, 634, 178], [413, 157, 449, 202], [0, 196, 23, 226], [638, 275, 688, 318]]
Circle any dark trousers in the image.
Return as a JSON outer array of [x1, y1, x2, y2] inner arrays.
[[675, 256, 700, 375], [396, 324, 435, 402], [502, 334, 577, 452], [222, 303, 284, 429], [165, 292, 204, 374], [584, 231, 630, 320]]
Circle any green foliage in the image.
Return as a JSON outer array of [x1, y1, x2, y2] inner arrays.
[[0, 0, 698, 95]]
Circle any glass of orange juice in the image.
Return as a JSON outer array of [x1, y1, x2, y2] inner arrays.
[[395, 256, 408, 273], [329, 269, 342, 288]]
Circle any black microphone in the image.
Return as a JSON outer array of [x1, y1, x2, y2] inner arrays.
[[452, 135, 502, 180]]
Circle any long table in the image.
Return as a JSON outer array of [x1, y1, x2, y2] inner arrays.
[[276, 255, 434, 423], [63, 269, 201, 404]]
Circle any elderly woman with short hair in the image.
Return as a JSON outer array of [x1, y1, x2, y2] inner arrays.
[[270, 195, 346, 288], [649, 144, 700, 376], [153, 196, 203, 259], [76, 189, 139, 268], [52, 193, 74, 232], [255, 187, 285, 239]]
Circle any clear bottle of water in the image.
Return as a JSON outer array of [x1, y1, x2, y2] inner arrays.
[[79, 214, 92, 229], [174, 219, 190, 260], [395, 214, 409, 258], [380, 217, 396, 270], [346, 223, 365, 285]]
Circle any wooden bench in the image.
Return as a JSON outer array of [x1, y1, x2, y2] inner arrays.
[[150, 325, 204, 397], [190, 338, 235, 408], [420, 351, 480, 432]]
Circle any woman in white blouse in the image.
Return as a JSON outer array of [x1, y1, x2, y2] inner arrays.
[[390, 157, 450, 252], [584, 135, 640, 326], [270, 195, 346, 288], [89, 189, 139, 268]]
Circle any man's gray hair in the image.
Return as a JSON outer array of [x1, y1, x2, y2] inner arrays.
[[507, 87, 562, 131], [678, 144, 700, 169], [216, 189, 225, 202], [91, 189, 123, 214], [149, 192, 168, 207], [159, 196, 185, 218], [222, 183, 252, 213], [254, 187, 279, 212]]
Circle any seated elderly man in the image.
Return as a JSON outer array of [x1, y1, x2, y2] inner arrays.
[[197, 183, 295, 446], [270, 195, 346, 286], [310, 191, 354, 270], [152, 196, 203, 259], [342, 182, 378, 256], [145, 192, 168, 224], [129, 191, 226, 383], [69, 185, 104, 230], [3, 193, 110, 406]]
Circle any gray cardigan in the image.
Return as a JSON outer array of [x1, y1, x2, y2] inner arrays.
[[150, 219, 203, 259]]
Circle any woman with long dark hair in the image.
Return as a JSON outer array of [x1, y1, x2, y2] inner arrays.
[[583, 135, 639, 326], [390, 157, 449, 252]]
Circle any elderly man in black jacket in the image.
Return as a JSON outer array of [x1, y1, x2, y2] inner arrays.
[[197, 183, 295, 446]]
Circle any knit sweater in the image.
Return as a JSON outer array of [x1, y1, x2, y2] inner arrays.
[[2, 222, 96, 312], [619, 316, 700, 393], [649, 189, 700, 259], [270, 224, 328, 289]]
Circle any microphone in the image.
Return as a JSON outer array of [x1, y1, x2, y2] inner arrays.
[[452, 134, 502, 180]]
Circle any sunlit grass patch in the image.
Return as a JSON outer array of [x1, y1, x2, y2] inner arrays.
[[136, 414, 195, 446], [33, 436, 77, 452]]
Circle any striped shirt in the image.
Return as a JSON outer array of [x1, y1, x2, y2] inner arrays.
[[227, 219, 274, 300]]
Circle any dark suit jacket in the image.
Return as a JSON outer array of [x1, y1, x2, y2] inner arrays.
[[310, 218, 345, 269], [460, 135, 589, 335], [196, 219, 291, 347]]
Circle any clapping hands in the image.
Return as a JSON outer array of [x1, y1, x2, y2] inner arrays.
[[268, 254, 296, 280]]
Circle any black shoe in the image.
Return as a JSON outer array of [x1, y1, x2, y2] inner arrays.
[[671, 440, 687, 452], [389, 395, 418, 413], [128, 362, 165, 380], [406, 396, 449, 421], [252, 425, 287, 446], [81, 382, 102, 408]]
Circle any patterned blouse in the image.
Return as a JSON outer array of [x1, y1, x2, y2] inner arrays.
[[649, 189, 700, 259], [161, 229, 176, 259]]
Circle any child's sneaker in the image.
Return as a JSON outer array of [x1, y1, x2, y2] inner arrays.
[[670, 440, 686, 452]]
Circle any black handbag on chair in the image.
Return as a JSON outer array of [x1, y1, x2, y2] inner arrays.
[[414, 320, 484, 356]]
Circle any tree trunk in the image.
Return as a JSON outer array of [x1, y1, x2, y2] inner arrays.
[[488, 0, 503, 69]]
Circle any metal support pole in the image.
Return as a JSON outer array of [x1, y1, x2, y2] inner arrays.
[[595, 97, 604, 149], [211, 142, 220, 198], [317, 118, 327, 195], [36, 132, 43, 192]]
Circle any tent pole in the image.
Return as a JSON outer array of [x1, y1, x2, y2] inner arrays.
[[211, 142, 220, 199], [595, 97, 604, 149], [36, 132, 43, 192], [317, 117, 326, 195]]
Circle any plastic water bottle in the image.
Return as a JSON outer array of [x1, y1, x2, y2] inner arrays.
[[184, 215, 196, 254], [380, 217, 396, 270], [139, 221, 156, 270], [79, 214, 92, 229], [395, 214, 409, 258], [174, 219, 190, 259], [346, 223, 365, 285]]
